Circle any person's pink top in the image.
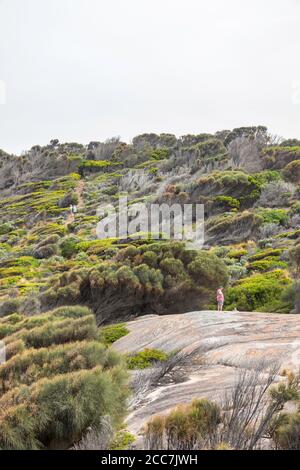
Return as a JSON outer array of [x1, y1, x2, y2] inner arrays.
[[216, 289, 224, 302]]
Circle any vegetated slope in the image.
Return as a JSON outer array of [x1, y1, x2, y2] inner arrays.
[[1, 127, 300, 449], [1, 127, 300, 320], [0, 305, 128, 450]]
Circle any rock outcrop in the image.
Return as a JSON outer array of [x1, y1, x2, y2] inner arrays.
[[114, 311, 300, 436]]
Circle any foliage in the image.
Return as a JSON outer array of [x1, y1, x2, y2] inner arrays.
[[126, 348, 168, 369], [247, 258, 288, 273], [144, 363, 300, 450], [270, 412, 300, 449], [214, 195, 240, 210], [109, 430, 136, 450], [255, 208, 288, 226], [247, 248, 283, 262], [225, 270, 291, 312], [41, 242, 228, 323], [143, 399, 221, 450], [0, 305, 128, 450], [0, 223, 15, 235], [59, 235, 81, 258], [281, 282, 300, 314], [0, 174, 79, 225], [99, 323, 129, 345]]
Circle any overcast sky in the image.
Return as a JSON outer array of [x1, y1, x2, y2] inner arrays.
[[0, 0, 300, 154]]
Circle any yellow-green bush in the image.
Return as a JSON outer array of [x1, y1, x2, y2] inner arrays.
[[225, 270, 291, 312], [99, 323, 129, 345], [126, 348, 168, 370], [143, 399, 221, 450]]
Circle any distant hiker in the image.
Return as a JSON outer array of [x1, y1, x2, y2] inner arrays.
[[216, 287, 224, 312], [69, 204, 77, 219]]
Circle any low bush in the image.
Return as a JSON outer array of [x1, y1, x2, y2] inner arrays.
[[0, 298, 21, 318], [110, 430, 136, 450], [0, 223, 15, 235], [214, 196, 240, 210], [143, 399, 221, 450], [225, 270, 291, 312], [281, 282, 300, 314], [247, 258, 288, 273], [255, 208, 288, 226], [0, 305, 128, 450], [227, 248, 248, 259], [248, 248, 283, 262], [58, 190, 79, 208], [126, 348, 168, 369], [59, 235, 81, 258], [99, 323, 129, 345], [270, 412, 300, 450]]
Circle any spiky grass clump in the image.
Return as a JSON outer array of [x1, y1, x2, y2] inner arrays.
[[0, 305, 128, 450]]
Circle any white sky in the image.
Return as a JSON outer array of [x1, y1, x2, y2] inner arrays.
[[0, 0, 300, 154]]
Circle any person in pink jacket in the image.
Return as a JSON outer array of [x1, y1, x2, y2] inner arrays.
[[216, 287, 224, 312]]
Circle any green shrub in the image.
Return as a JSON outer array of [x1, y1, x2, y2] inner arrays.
[[225, 270, 291, 312], [4, 314, 98, 347], [144, 399, 221, 450], [206, 211, 262, 244], [0, 366, 128, 450], [227, 248, 247, 259], [110, 430, 136, 450], [247, 258, 288, 272], [187, 251, 229, 287], [41, 242, 229, 323], [214, 196, 240, 210], [261, 146, 300, 171], [291, 201, 300, 215], [0, 298, 21, 318], [0, 305, 129, 450], [194, 171, 261, 206], [99, 323, 129, 345], [150, 148, 169, 161], [0, 340, 119, 391], [252, 170, 282, 185], [58, 190, 79, 208], [280, 283, 299, 313], [0, 223, 15, 235], [192, 138, 227, 158], [126, 348, 168, 369], [59, 235, 81, 258], [255, 208, 288, 226], [248, 248, 283, 262]]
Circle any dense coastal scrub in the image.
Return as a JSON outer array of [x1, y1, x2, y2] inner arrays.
[[2, 126, 300, 448]]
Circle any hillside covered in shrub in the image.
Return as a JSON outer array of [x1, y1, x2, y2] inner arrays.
[[1, 126, 300, 318], [0, 306, 128, 449], [1, 126, 300, 448]]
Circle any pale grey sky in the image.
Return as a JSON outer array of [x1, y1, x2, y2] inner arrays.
[[0, 0, 300, 154]]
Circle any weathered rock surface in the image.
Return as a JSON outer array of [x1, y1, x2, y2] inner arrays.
[[114, 311, 300, 436]]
